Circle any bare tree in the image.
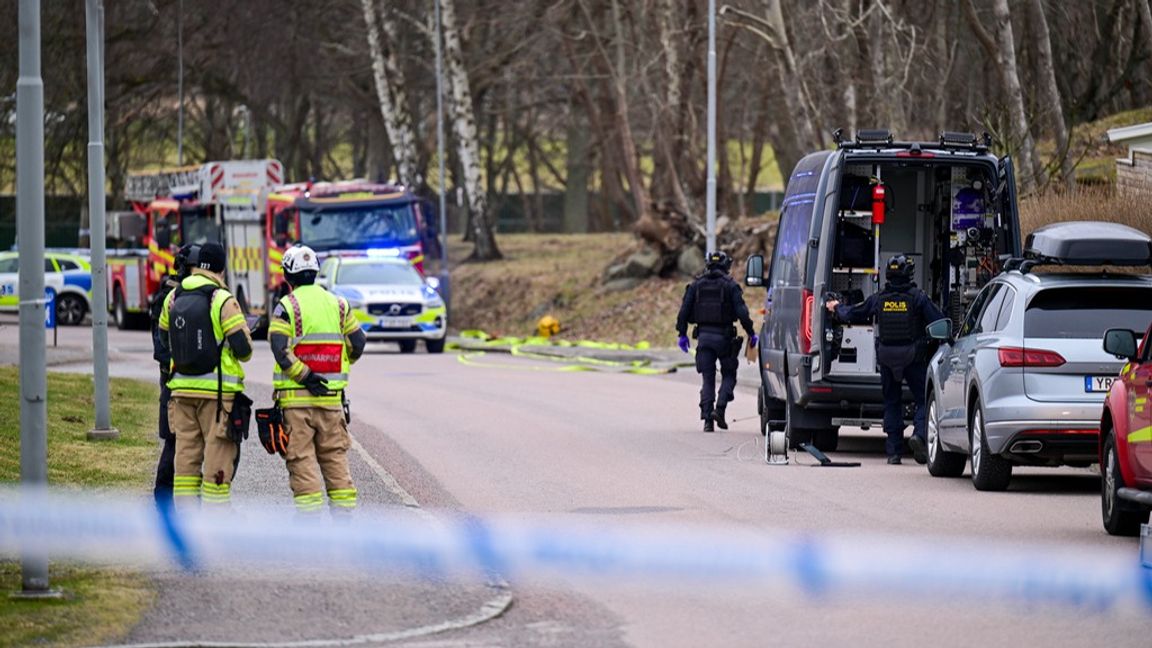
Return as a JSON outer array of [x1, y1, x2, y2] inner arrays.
[[1024, 0, 1073, 190], [721, 2, 824, 153], [441, 0, 502, 260], [360, 0, 420, 186], [965, 0, 1042, 192]]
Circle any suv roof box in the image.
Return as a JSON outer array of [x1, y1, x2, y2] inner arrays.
[[1022, 221, 1152, 268]]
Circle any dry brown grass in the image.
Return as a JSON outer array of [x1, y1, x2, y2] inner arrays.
[[446, 234, 764, 346], [1019, 186, 1151, 237]]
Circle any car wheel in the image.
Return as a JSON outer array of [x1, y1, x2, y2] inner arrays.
[[56, 293, 86, 326], [113, 287, 128, 331], [813, 427, 839, 452], [398, 339, 417, 354], [1102, 431, 1143, 536], [969, 402, 1012, 491], [926, 394, 966, 477], [425, 338, 446, 354]]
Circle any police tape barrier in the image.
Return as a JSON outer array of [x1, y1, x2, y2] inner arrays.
[[1, 490, 1150, 612]]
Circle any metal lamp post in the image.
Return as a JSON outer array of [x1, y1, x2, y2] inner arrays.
[[434, 0, 450, 310], [15, 0, 53, 598], [86, 0, 117, 441], [705, 0, 717, 255]]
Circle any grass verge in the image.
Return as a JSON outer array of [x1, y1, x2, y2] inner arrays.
[[1, 365, 159, 647], [0, 366, 158, 486], [0, 563, 153, 648]]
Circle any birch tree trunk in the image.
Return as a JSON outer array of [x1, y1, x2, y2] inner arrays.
[[360, 0, 420, 187], [988, 0, 1042, 193], [441, 0, 502, 260], [1024, 0, 1073, 190]]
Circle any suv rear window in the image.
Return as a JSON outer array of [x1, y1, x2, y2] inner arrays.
[[1024, 287, 1152, 338]]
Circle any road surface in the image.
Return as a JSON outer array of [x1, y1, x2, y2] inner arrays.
[[5, 316, 1151, 647]]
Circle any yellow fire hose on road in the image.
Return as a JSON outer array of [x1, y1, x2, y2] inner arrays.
[[449, 330, 684, 375]]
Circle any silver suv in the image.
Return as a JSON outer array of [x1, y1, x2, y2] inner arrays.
[[923, 221, 1152, 491]]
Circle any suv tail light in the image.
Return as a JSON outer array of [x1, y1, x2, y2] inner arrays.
[[800, 289, 814, 354], [998, 346, 1066, 368]]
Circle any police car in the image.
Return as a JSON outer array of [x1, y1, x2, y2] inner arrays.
[[317, 256, 447, 353], [0, 250, 93, 326]]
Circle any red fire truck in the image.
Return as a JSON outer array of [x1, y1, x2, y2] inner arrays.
[[106, 159, 284, 329], [263, 180, 428, 309]]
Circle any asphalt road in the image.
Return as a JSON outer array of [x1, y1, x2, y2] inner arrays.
[[6, 315, 1152, 647]]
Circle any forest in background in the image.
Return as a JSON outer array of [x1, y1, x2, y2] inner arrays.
[[1, 0, 1150, 261]]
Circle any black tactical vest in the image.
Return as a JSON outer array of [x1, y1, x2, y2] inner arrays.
[[693, 275, 732, 326], [876, 286, 921, 345]]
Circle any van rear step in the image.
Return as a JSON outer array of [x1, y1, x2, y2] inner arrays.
[[831, 418, 884, 430]]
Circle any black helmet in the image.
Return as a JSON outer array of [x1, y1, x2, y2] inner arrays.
[[174, 244, 198, 276], [705, 250, 732, 272], [188, 242, 227, 274], [886, 254, 915, 281]]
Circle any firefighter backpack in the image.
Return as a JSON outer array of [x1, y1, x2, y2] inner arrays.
[[168, 285, 221, 376]]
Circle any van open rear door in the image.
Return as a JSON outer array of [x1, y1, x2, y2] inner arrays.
[[809, 154, 843, 383], [997, 156, 1019, 235]]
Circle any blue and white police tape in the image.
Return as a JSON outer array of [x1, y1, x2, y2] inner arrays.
[[1, 489, 1150, 613]]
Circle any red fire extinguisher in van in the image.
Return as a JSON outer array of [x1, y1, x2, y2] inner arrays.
[[871, 182, 886, 225]]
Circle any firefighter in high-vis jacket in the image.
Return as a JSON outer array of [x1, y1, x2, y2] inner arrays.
[[826, 254, 946, 465], [158, 242, 254, 506], [269, 244, 367, 513]]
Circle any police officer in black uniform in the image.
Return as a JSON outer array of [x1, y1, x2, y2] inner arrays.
[[677, 251, 758, 432], [826, 254, 945, 464], [149, 244, 194, 507]]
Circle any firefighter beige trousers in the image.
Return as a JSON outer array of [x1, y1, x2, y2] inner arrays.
[[283, 407, 357, 512], [170, 396, 238, 506]]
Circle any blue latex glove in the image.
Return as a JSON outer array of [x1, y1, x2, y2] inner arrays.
[[749, 334, 759, 348], [677, 335, 690, 353]]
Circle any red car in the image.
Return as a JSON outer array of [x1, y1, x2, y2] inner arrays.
[[1099, 323, 1152, 539]]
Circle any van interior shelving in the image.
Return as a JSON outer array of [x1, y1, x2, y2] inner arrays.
[[827, 161, 1007, 378]]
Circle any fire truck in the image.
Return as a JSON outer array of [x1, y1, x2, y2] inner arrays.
[[106, 159, 284, 329], [263, 179, 428, 306]]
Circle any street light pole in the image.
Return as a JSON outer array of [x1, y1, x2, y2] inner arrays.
[[434, 0, 450, 309], [16, 0, 50, 595], [176, 0, 184, 165], [705, 0, 717, 255], [86, 0, 116, 440]]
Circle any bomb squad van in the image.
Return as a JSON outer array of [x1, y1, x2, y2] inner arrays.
[[743, 130, 1023, 453]]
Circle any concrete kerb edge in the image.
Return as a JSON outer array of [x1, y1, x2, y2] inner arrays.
[[95, 428, 513, 648]]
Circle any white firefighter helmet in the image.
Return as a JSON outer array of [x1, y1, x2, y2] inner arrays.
[[282, 244, 320, 275]]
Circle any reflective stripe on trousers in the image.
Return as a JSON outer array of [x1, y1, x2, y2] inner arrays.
[[174, 475, 202, 498], [294, 492, 325, 513], [328, 488, 357, 509], [201, 481, 231, 505]]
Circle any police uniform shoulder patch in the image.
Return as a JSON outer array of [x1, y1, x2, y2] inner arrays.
[[272, 304, 285, 319]]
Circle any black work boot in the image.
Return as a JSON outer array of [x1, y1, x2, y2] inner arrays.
[[714, 406, 728, 430], [907, 435, 928, 465], [703, 418, 715, 433]]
